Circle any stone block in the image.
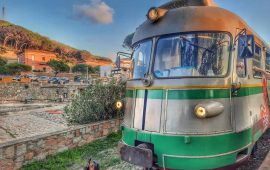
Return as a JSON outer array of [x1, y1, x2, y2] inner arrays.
[[86, 135, 94, 143], [92, 125, 99, 130], [99, 124, 103, 130], [35, 152, 48, 160], [0, 159, 13, 169], [115, 119, 120, 126], [78, 140, 87, 147], [15, 155, 24, 164], [80, 128, 86, 135], [4, 146, 15, 159], [0, 148, 3, 160], [110, 121, 115, 128], [75, 129, 81, 137], [65, 139, 73, 146], [73, 136, 82, 144], [66, 131, 74, 138], [24, 152, 34, 161], [85, 126, 92, 134], [16, 144, 27, 156], [103, 122, 110, 129], [37, 139, 45, 147], [45, 138, 58, 146], [14, 160, 24, 170], [27, 143, 36, 150], [57, 147, 68, 153], [95, 131, 103, 138], [103, 129, 110, 136]]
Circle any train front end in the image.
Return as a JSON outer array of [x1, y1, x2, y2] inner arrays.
[[119, 2, 253, 170]]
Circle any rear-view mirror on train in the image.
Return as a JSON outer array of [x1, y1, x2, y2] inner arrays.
[[238, 35, 255, 59]]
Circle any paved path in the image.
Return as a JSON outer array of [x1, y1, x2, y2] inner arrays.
[[0, 103, 68, 144], [259, 151, 270, 170]]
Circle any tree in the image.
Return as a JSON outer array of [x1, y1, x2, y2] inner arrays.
[[0, 66, 10, 75], [5, 63, 31, 75], [0, 57, 7, 66], [47, 59, 70, 76], [123, 32, 134, 50], [72, 64, 99, 74]]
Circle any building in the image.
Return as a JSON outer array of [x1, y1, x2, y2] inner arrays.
[[0, 49, 18, 63], [111, 58, 132, 80], [18, 50, 57, 72], [100, 65, 113, 77]]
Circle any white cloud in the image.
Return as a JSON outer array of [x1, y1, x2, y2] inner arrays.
[[74, 0, 114, 24]]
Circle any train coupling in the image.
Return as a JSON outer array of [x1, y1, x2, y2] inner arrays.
[[118, 141, 154, 168]]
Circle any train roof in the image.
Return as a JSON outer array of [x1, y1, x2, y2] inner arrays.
[[132, 5, 270, 51]]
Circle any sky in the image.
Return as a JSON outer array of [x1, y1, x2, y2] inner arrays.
[[2, 0, 270, 60]]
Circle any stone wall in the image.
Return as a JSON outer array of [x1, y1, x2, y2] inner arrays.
[[0, 118, 122, 170], [0, 83, 87, 103]]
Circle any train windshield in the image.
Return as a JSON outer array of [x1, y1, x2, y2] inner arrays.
[[132, 40, 152, 79], [154, 32, 231, 78]]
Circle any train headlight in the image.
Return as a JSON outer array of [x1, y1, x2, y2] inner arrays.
[[195, 106, 207, 119], [194, 101, 224, 119], [116, 101, 123, 110], [147, 7, 168, 23]]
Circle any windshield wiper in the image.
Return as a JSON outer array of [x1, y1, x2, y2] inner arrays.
[[180, 36, 213, 53]]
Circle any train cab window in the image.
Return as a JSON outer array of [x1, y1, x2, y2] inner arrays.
[[253, 45, 262, 78], [154, 32, 231, 78], [266, 52, 270, 72], [132, 40, 152, 79]]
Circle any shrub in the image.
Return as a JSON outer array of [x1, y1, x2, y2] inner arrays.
[[64, 79, 126, 124], [47, 59, 70, 76], [5, 63, 32, 75], [72, 64, 99, 74]]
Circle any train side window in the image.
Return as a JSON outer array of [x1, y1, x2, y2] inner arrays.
[[236, 41, 247, 78], [253, 45, 262, 78], [266, 52, 270, 73]]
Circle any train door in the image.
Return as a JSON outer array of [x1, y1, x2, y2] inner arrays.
[[265, 52, 270, 107], [233, 51, 253, 132], [250, 45, 268, 133], [263, 52, 270, 131]]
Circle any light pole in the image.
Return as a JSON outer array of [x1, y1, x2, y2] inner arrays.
[[86, 65, 89, 84]]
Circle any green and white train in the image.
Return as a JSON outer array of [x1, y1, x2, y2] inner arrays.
[[118, 0, 270, 169]]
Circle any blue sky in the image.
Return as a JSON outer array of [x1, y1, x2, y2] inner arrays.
[[2, 0, 270, 60]]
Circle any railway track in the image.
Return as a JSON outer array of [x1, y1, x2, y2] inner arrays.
[[237, 129, 270, 170]]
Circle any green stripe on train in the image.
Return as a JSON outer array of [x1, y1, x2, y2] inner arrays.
[[122, 126, 253, 169], [125, 86, 263, 99]]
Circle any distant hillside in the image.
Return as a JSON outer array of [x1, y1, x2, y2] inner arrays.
[[0, 20, 112, 65]]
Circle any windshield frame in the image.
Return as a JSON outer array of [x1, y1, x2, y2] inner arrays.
[[129, 38, 153, 81], [151, 31, 233, 79]]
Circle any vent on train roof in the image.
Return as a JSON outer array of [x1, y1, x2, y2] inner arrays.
[[159, 0, 217, 10]]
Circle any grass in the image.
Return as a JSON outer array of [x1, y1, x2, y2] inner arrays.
[[21, 132, 122, 170]]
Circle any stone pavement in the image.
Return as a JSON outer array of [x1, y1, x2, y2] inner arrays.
[[0, 103, 68, 144], [259, 151, 270, 170]]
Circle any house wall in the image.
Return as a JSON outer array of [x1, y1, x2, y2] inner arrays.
[[19, 50, 57, 72]]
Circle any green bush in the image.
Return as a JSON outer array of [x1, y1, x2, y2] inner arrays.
[[64, 79, 126, 124], [4, 63, 32, 75]]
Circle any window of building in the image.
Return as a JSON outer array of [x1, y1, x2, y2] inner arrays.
[[253, 44, 262, 78], [32, 55, 35, 61], [266, 52, 270, 72], [42, 57, 46, 62]]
